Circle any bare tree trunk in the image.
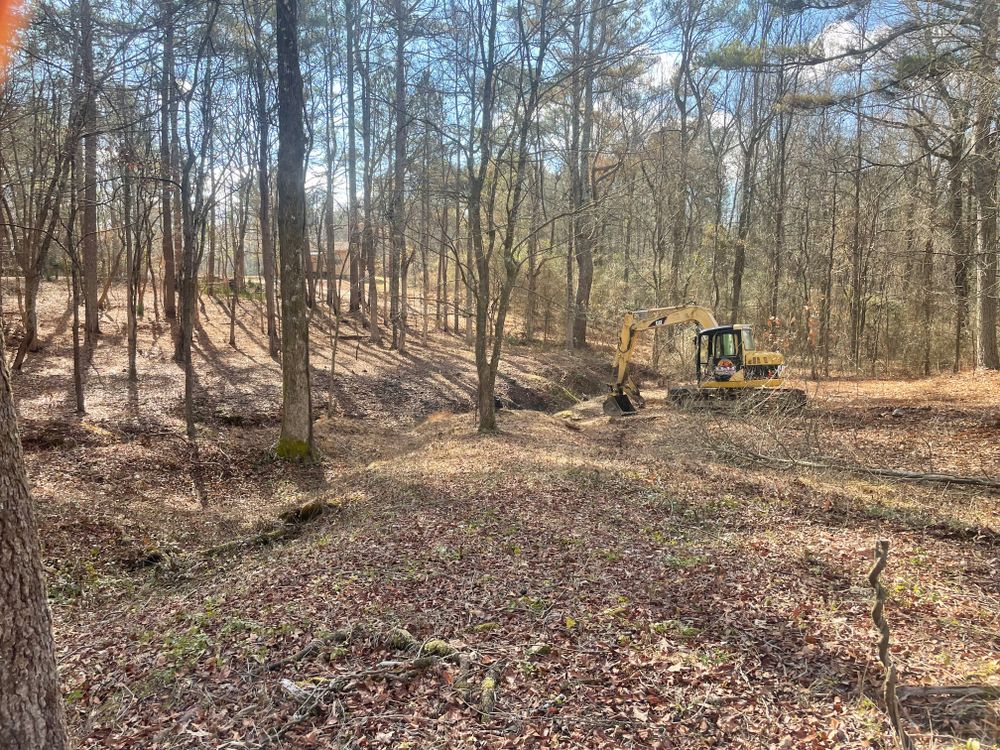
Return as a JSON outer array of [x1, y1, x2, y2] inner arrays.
[[400, 251, 411, 353], [525, 247, 537, 342], [81, 0, 100, 342], [566, 6, 581, 350], [360, 32, 380, 344], [922, 236, 934, 375], [975, 0, 1000, 369], [729, 56, 767, 325], [0, 328, 67, 750], [572, 0, 599, 347], [344, 0, 362, 313], [207, 200, 216, 284], [303, 229, 316, 308], [123, 147, 139, 382], [179, 199, 199, 436], [161, 1, 177, 320], [821, 169, 837, 378], [950, 148, 970, 373], [525, 169, 540, 342], [389, 0, 407, 350], [11, 133, 76, 370], [565, 220, 574, 349], [730, 153, 756, 325], [463, 213, 472, 342], [469, 0, 550, 430], [848, 106, 864, 369], [436, 201, 445, 329], [229, 281, 238, 346], [233, 179, 250, 291], [177, 8, 218, 437], [769, 106, 791, 324], [145, 217, 159, 322], [421, 139, 430, 345], [67, 160, 85, 412], [252, 9, 280, 358], [323, 13, 338, 310], [275, 0, 314, 459]]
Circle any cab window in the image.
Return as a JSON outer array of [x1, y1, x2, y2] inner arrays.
[[741, 329, 755, 352], [715, 332, 738, 358]]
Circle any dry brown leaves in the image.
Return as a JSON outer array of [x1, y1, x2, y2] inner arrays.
[[5, 283, 997, 749]]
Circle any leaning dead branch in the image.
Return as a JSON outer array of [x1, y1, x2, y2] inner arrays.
[[868, 540, 915, 750]]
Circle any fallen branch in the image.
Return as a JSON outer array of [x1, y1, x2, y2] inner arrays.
[[868, 540, 915, 750], [265, 626, 355, 672], [898, 684, 1000, 700], [199, 500, 338, 557], [280, 653, 457, 704], [746, 451, 1000, 491], [478, 661, 505, 721], [200, 526, 289, 557]]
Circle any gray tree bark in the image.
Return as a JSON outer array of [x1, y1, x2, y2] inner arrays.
[[275, 0, 314, 459], [0, 329, 67, 749]]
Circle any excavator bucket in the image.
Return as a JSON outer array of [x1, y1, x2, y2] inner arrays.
[[603, 394, 638, 417]]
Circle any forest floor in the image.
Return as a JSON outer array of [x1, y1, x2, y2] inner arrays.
[[5, 281, 999, 749]]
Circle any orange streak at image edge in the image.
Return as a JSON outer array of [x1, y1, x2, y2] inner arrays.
[[0, 0, 28, 81]]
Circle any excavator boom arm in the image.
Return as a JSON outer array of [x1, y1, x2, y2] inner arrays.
[[611, 305, 718, 394]]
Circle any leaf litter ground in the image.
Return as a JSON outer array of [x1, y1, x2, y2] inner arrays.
[[6, 283, 998, 748]]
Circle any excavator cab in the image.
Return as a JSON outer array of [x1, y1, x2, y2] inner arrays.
[[696, 326, 753, 383]]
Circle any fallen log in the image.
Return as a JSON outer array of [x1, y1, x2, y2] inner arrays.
[[135, 499, 341, 570]]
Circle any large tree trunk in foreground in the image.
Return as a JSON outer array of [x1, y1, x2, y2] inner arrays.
[[275, 0, 314, 460], [0, 330, 68, 750]]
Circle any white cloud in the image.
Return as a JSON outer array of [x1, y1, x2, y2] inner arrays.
[[804, 20, 894, 85], [643, 51, 680, 88], [708, 109, 732, 130], [816, 19, 862, 60]]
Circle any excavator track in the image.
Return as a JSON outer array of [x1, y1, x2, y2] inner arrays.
[[667, 386, 806, 410]]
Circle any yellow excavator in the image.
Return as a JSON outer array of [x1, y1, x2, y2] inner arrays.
[[603, 304, 806, 416]]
